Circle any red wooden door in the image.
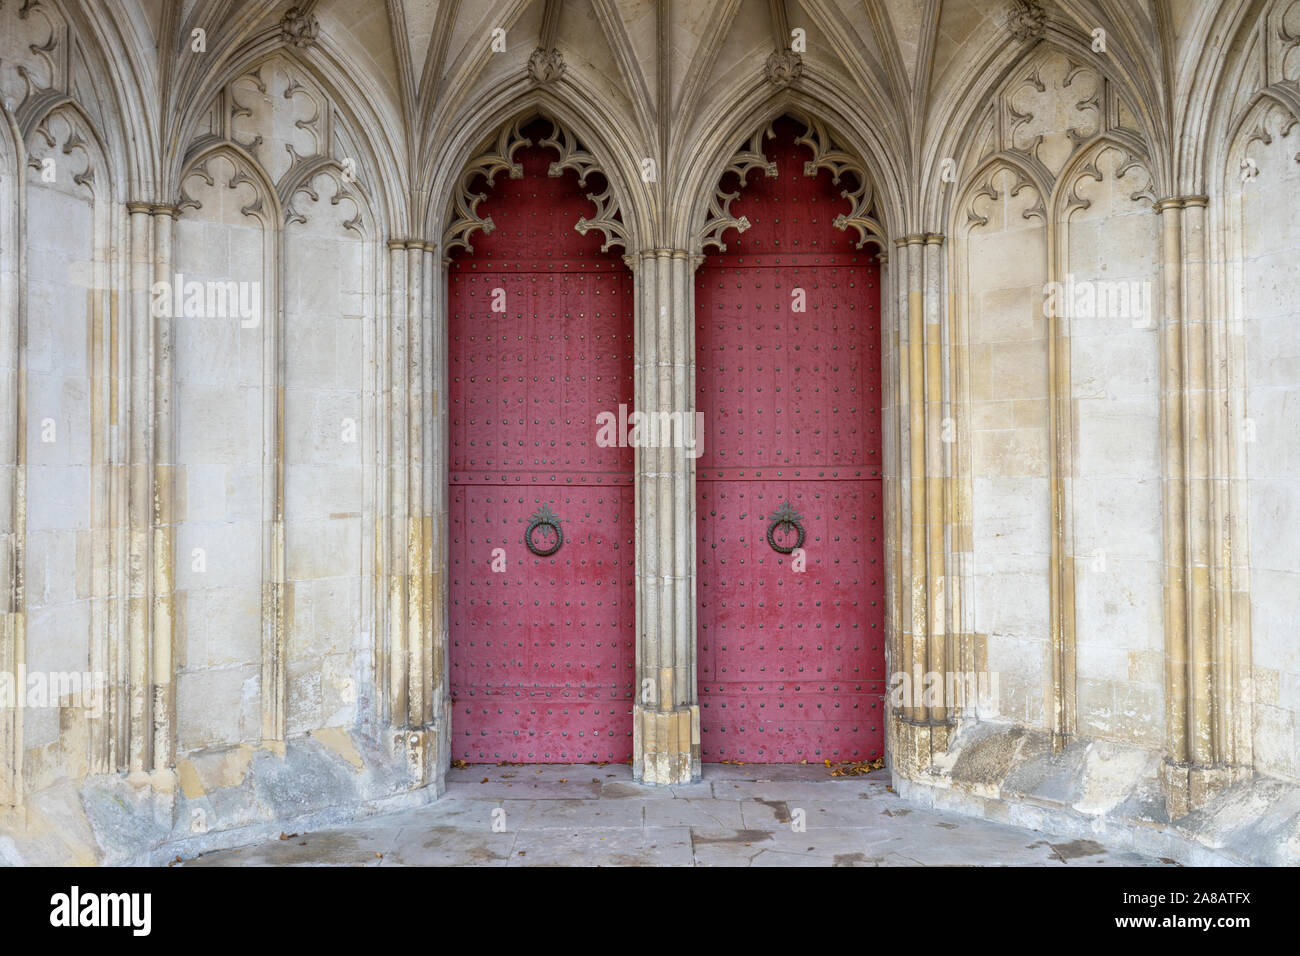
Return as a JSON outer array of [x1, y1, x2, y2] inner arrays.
[[448, 120, 635, 763], [696, 116, 885, 763]]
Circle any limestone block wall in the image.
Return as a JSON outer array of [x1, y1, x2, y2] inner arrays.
[[1063, 147, 1164, 751], [173, 152, 273, 752], [960, 169, 1051, 727], [951, 49, 1168, 746], [1235, 105, 1300, 781], [21, 107, 104, 788], [281, 172, 372, 738]]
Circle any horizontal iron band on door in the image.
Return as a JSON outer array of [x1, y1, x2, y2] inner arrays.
[[451, 471, 634, 485], [697, 469, 881, 481], [696, 255, 882, 269]]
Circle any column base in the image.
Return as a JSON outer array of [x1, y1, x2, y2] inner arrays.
[[891, 716, 954, 778], [1160, 758, 1249, 819], [395, 723, 447, 793], [632, 704, 700, 785]]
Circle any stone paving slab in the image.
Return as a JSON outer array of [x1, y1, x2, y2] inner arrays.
[[180, 764, 1180, 867], [509, 827, 695, 867]]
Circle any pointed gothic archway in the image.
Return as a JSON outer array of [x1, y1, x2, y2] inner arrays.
[[443, 116, 636, 763], [694, 115, 887, 763]]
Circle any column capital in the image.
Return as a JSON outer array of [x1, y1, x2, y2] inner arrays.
[[1154, 195, 1209, 213], [894, 233, 943, 246], [126, 201, 181, 217], [388, 237, 437, 251]]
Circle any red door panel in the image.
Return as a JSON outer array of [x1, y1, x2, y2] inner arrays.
[[449, 120, 635, 763], [697, 116, 885, 763]]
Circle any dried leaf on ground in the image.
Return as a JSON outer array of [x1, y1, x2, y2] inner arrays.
[[826, 757, 885, 777]]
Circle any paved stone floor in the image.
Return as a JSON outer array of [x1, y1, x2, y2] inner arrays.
[[183, 764, 1176, 867]]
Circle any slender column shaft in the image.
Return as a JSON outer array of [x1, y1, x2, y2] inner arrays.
[[905, 238, 927, 723], [151, 205, 177, 770], [405, 243, 425, 727], [0, 153, 21, 805], [1158, 199, 1189, 765], [126, 204, 153, 773], [387, 242, 409, 725], [1182, 200, 1213, 767], [923, 236, 947, 722], [633, 250, 700, 784], [1156, 195, 1246, 816]]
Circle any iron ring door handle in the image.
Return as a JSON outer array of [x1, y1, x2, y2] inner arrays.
[[766, 501, 806, 554], [526, 503, 564, 556]]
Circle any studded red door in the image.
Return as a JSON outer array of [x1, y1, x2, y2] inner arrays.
[[696, 116, 885, 763], [448, 119, 635, 763]]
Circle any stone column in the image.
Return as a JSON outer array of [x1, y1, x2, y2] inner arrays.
[[125, 201, 154, 777], [427, 245, 450, 772], [1156, 196, 1250, 816], [632, 248, 700, 785], [404, 241, 426, 729], [0, 156, 21, 806], [891, 234, 956, 777], [384, 238, 442, 789], [385, 239, 409, 728], [111, 199, 184, 778], [150, 204, 178, 773]]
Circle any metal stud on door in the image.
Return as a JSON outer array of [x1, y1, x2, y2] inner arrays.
[[448, 119, 635, 763], [696, 116, 885, 763]]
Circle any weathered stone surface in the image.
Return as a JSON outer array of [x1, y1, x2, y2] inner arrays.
[[895, 721, 1300, 866], [181, 765, 1176, 867]]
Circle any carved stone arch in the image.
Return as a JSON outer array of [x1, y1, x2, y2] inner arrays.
[[24, 98, 113, 200], [992, 46, 1146, 185], [1224, 88, 1300, 171], [169, 44, 403, 235], [280, 156, 372, 238], [693, 109, 888, 257], [789, 111, 887, 251], [1049, 135, 1158, 219], [680, 84, 904, 251], [695, 120, 777, 254], [955, 154, 1050, 232], [1, 0, 147, 204], [1218, 85, 1300, 384], [178, 141, 283, 228], [439, 111, 630, 259], [934, 38, 1164, 228], [1178, 0, 1278, 192], [0, 0, 70, 130]]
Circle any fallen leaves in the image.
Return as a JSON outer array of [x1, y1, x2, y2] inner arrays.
[[450, 759, 468, 770], [825, 757, 885, 777], [279, 832, 299, 841]]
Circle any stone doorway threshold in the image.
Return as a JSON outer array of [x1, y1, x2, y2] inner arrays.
[[180, 764, 1176, 867]]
